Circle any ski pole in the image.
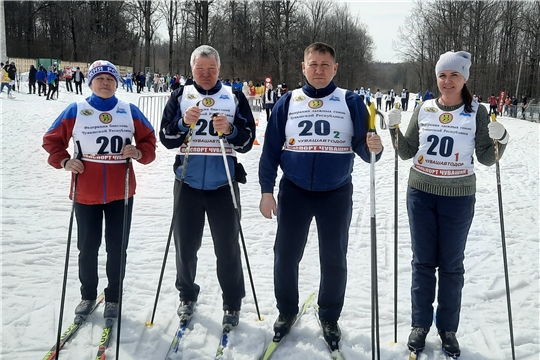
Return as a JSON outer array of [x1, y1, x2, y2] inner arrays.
[[491, 113, 516, 360], [54, 141, 82, 360], [146, 122, 196, 327], [115, 139, 134, 359], [215, 116, 262, 322], [393, 103, 399, 344], [366, 101, 380, 360]]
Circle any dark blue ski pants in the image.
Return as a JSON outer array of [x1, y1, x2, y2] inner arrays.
[[75, 198, 133, 303], [407, 187, 475, 332], [274, 178, 352, 322]]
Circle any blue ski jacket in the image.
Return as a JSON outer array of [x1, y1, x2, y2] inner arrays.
[[259, 81, 382, 193], [159, 81, 255, 190]]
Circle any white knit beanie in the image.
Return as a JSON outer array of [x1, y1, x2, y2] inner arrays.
[[435, 51, 471, 81]]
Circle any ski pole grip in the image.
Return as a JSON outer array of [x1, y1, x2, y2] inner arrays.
[[367, 101, 377, 132], [491, 113, 497, 122], [75, 140, 83, 160]]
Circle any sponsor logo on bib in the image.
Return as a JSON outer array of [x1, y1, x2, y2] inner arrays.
[[439, 113, 453, 124], [308, 99, 323, 109], [80, 109, 94, 116], [201, 97, 215, 107], [99, 113, 113, 124]]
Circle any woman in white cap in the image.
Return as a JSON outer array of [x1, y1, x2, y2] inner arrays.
[[386, 51, 509, 358], [42, 60, 156, 321]]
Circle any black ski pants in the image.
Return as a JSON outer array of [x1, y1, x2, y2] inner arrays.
[[75, 198, 133, 303], [46, 84, 56, 100], [173, 180, 245, 311], [38, 82, 46, 95], [66, 78, 73, 92], [274, 178, 352, 322], [74, 81, 83, 94]]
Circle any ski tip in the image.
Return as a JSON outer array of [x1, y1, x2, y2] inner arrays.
[[145, 321, 154, 327]]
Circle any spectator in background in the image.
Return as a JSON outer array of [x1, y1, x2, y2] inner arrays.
[[64, 66, 74, 92], [46, 66, 58, 100], [36, 66, 47, 96], [511, 95, 518, 118], [8, 61, 17, 92], [375, 89, 383, 110], [358, 87, 366, 102], [28, 65, 37, 94], [233, 78, 242, 92], [504, 95, 511, 116], [365, 88, 372, 103], [255, 82, 265, 110], [1, 63, 15, 99], [73, 66, 85, 95], [414, 92, 422, 110], [262, 83, 277, 120], [185, 75, 193, 85], [520, 95, 527, 120], [423, 91, 434, 101], [488, 94, 498, 115], [136, 71, 145, 93], [401, 89, 408, 110], [125, 72, 133, 92], [385, 89, 394, 111], [275, 83, 285, 100], [405, 89, 410, 111]]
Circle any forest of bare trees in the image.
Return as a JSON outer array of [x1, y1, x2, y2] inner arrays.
[[397, 0, 539, 100], [4, 0, 539, 99], [4, 0, 373, 90]]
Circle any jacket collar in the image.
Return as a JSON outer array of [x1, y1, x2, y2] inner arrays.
[[302, 81, 337, 98], [193, 80, 222, 95]]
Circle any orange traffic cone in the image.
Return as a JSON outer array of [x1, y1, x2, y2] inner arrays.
[[254, 138, 260, 145], [255, 118, 259, 126]]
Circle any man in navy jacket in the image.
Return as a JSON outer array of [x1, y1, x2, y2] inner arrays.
[[259, 42, 383, 346], [160, 45, 255, 328]]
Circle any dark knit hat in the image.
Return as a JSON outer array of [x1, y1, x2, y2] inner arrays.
[[87, 60, 119, 87]]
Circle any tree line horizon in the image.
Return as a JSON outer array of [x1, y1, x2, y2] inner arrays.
[[4, 0, 539, 100]]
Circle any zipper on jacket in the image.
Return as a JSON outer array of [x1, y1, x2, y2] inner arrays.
[[310, 153, 316, 191]]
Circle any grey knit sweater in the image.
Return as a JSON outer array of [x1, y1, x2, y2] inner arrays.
[[390, 100, 507, 197]]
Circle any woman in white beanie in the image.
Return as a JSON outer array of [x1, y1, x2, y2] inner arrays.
[[43, 60, 157, 322], [385, 51, 510, 358]]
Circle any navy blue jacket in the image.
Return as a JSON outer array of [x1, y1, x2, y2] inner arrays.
[[259, 81, 382, 193], [160, 81, 255, 189]]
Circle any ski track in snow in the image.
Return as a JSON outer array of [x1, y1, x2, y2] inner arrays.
[[1, 83, 539, 359]]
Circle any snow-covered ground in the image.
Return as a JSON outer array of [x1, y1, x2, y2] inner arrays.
[[1, 82, 539, 360]]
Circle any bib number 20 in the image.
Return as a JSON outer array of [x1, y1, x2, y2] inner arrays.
[[426, 135, 454, 157]]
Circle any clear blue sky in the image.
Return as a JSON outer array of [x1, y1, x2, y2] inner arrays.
[[341, 0, 416, 62]]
